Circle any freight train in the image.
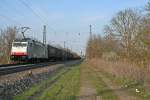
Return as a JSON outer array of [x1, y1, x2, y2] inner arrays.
[[10, 38, 80, 62]]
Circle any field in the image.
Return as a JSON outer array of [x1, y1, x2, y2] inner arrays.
[[14, 61, 149, 100]]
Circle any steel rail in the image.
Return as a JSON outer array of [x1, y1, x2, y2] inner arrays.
[[0, 62, 59, 76]]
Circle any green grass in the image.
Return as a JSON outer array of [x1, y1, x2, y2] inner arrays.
[[14, 68, 68, 100], [85, 66, 118, 100], [38, 66, 80, 100], [14, 65, 80, 100]]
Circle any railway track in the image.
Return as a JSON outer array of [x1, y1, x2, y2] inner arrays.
[[0, 62, 60, 76], [0, 63, 30, 67]]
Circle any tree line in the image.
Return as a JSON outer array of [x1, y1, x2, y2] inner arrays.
[[86, 1, 150, 66]]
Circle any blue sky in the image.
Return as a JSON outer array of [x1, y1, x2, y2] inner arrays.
[[0, 0, 149, 54]]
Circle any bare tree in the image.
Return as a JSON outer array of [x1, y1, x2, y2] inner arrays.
[[104, 9, 141, 57], [0, 26, 17, 64], [103, 34, 120, 53]]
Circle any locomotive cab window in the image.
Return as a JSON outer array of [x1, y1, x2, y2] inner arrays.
[[13, 43, 27, 47]]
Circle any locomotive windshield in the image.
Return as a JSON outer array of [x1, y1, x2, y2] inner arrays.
[[13, 42, 27, 47]]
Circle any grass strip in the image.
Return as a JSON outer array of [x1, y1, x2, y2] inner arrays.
[[86, 66, 118, 100], [14, 67, 69, 100], [38, 65, 80, 100]]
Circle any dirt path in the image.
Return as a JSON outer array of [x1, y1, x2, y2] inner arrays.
[[92, 66, 139, 100], [100, 74, 138, 100], [78, 64, 101, 100], [78, 62, 140, 100]]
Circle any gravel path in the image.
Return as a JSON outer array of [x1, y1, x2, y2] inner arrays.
[[78, 64, 101, 100]]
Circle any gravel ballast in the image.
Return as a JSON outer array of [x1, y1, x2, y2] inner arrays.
[[0, 60, 81, 100]]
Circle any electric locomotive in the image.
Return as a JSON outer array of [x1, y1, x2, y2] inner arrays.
[[10, 38, 81, 62], [10, 38, 48, 61]]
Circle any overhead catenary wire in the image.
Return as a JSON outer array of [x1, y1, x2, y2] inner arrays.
[[0, 14, 21, 26], [0, 0, 45, 27], [0, 1, 22, 27], [18, 0, 58, 35], [0, 0, 59, 42], [2, 0, 26, 19], [18, 0, 46, 24], [25, 0, 49, 22]]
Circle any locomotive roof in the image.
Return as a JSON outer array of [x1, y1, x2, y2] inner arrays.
[[14, 38, 41, 43], [14, 38, 31, 42]]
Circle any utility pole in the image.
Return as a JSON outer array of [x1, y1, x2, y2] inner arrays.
[[80, 50, 82, 57], [64, 41, 66, 49], [43, 25, 46, 45], [63, 41, 66, 60], [89, 24, 92, 37]]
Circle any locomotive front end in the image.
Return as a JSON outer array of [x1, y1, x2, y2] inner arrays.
[[10, 39, 28, 61]]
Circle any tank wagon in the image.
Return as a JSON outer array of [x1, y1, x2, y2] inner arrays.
[[10, 38, 80, 62]]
